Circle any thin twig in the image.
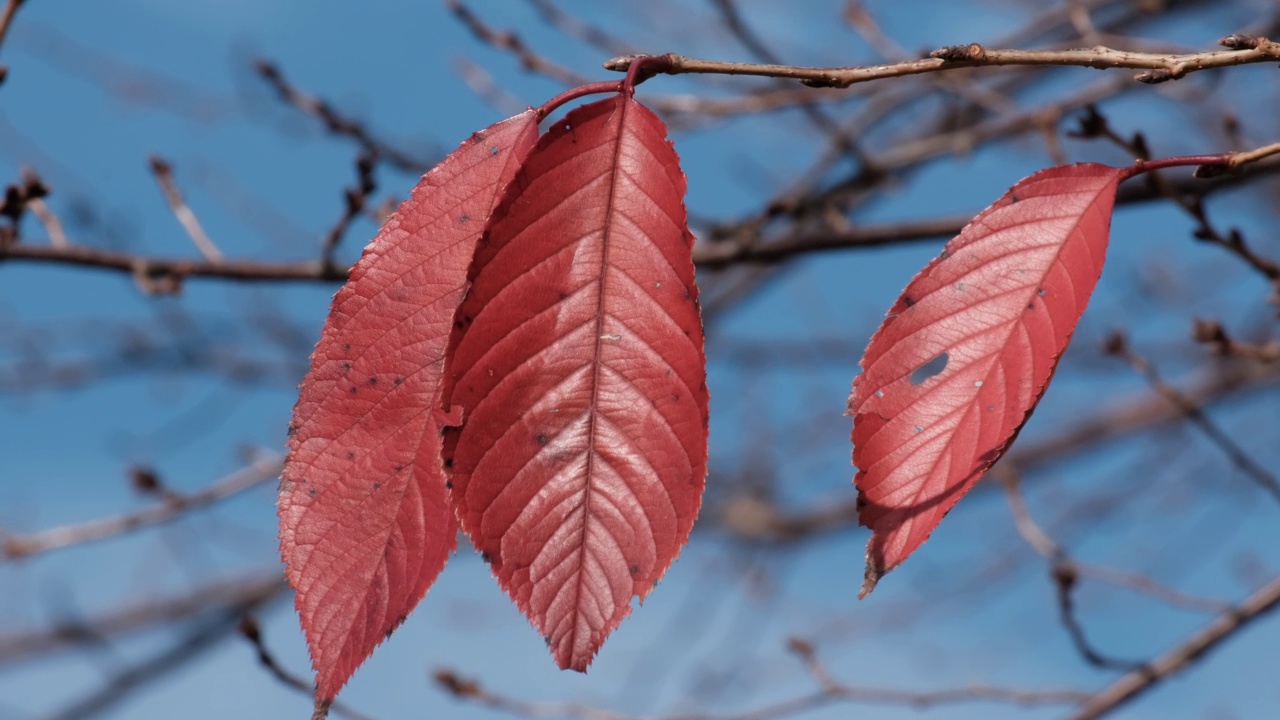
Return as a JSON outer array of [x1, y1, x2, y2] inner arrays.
[[0, 0, 27, 83], [1068, 574, 1280, 720], [605, 36, 1280, 87], [1104, 332, 1280, 501], [998, 469, 1228, 614], [149, 155, 223, 262], [1, 453, 282, 560], [239, 616, 379, 720], [20, 167, 67, 248], [720, 357, 1280, 542], [253, 59, 432, 173], [0, 572, 284, 664], [435, 641, 1087, 720], [320, 150, 377, 271]]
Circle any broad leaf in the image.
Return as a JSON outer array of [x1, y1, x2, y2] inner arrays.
[[279, 110, 538, 701], [441, 95, 708, 671], [849, 163, 1125, 597]]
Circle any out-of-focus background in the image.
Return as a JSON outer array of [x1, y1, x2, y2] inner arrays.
[[2, 1, 1279, 718]]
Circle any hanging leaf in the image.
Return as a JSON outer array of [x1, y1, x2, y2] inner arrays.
[[279, 110, 539, 702], [849, 163, 1126, 597], [441, 94, 708, 671]]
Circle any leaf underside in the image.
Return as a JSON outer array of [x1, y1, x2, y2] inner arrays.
[[441, 95, 708, 671], [279, 110, 538, 700], [849, 163, 1125, 597]]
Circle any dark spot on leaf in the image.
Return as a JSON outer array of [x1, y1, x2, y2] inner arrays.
[[1010, 193, 1020, 203], [544, 635, 553, 647], [855, 492, 868, 511], [481, 552, 493, 564], [286, 424, 297, 436], [350, 386, 358, 394], [445, 480, 453, 489], [470, 131, 485, 143], [444, 458, 453, 468], [342, 343, 351, 352], [939, 249, 951, 260], [394, 377, 404, 386], [672, 393, 680, 401], [368, 376, 378, 385], [394, 464, 403, 472], [535, 433, 549, 446], [454, 319, 464, 329], [1037, 287, 1047, 296], [372, 482, 381, 490], [629, 564, 640, 576], [1026, 302, 1035, 310], [902, 295, 916, 307], [558, 292, 569, 300], [910, 352, 949, 385], [459, 213, 470, 224], [308, 488, 318, 498], [347, 451, 355, 460], [491, 146, 499, 155], [341, 362, 352, 372]]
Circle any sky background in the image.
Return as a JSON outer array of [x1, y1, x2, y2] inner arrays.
[[1, 1, 1278, 719]]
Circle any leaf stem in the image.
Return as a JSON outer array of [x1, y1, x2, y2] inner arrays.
[[534, 81, 622, 121]]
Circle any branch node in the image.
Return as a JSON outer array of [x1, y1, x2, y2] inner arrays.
[[1219, 34, 1261, 51], [930, 43, 986, 62]]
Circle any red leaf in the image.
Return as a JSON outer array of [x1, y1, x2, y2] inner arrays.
[[279, 110, 538, 700], [849, 163, 1125, 597], [441, 95, 708, 671]]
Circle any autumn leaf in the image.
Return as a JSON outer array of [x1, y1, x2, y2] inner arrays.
[[849, 163, 1127, 597], [279, 110, 538, 702], [441, 94, 708, 671]]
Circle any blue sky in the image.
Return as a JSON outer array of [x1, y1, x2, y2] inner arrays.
[[2, 1, 1278, 719]]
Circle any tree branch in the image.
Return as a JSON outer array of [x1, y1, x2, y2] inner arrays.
[[604, 36, 1280, 87], [1069, 574, 1280, 720], [1, 453, 281, 561]]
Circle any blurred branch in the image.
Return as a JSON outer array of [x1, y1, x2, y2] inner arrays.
[[605, 35, 1280, 87], [253, 59, 433, 173], [999, 468, 1228, 615], [0, 572, 284, 665], [1103, 332, 1280, 501], [721, 358, 1280, 541], [320, 151, 378, 272], [1069, 574, 1280, 720], [148, 155, 223, 262], [435, 639, 1087, 719], [1, 453, 281, 561], [5, 155, 1277, 284], [0, 0, 27, 83], [238, 616, 379, 720]]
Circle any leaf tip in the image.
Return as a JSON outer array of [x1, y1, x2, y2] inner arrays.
[[859, 551, 885, 600], [311, 697, 333, 720]]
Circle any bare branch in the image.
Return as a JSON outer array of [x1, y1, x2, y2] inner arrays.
[[149, 155, 223, 262], [605, 37, 1280, 87], [239, 616, 379, 720], [1069, 574, 1280, 720], [1103, 332, 1280, 501], [253, 59, 433, 173], [1, 453, 282, 561]]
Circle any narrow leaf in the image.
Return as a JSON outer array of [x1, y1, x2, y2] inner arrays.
[[441, 95, 708, 671], [849, 163, 1126, 597], [279, 110, 538, 700]]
